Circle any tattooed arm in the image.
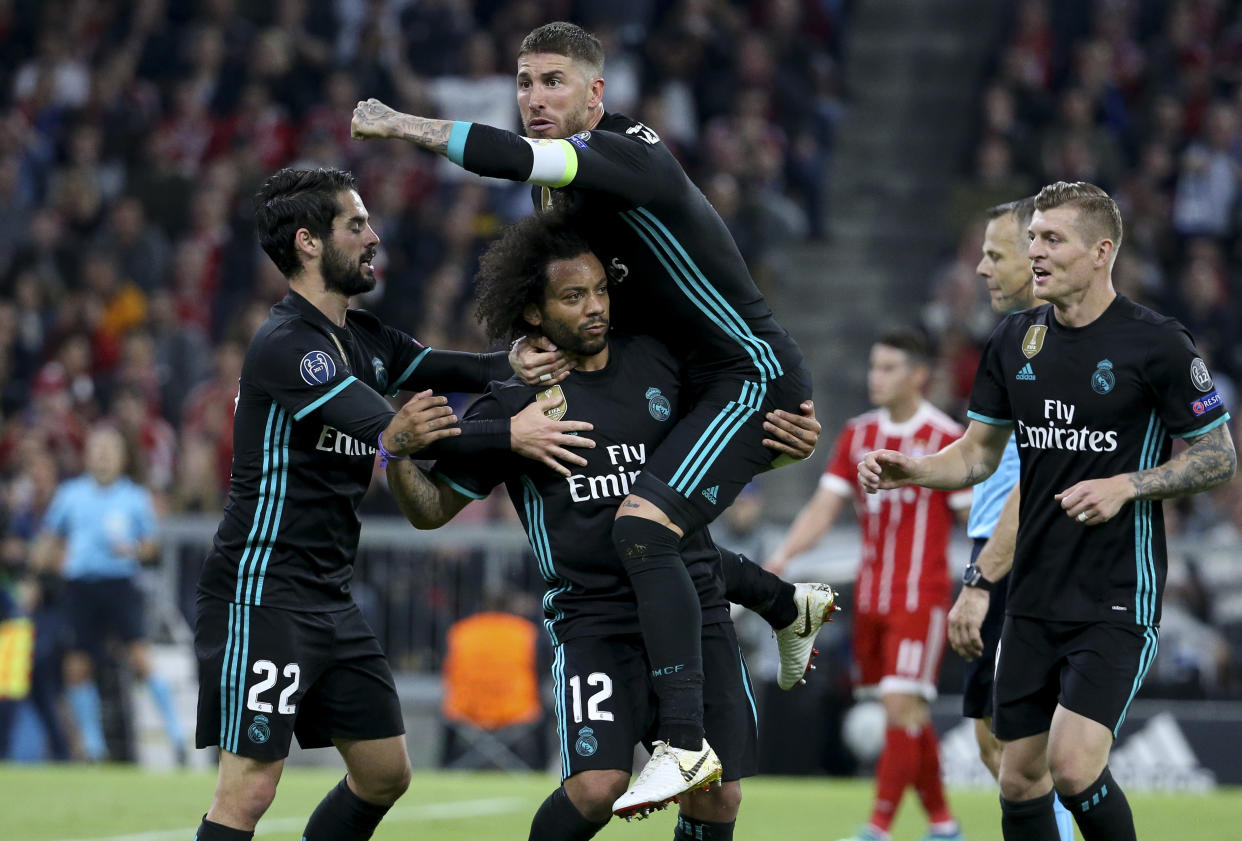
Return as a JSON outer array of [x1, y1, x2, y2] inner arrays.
[[858, 419, 1012, 494], [351, 99, 453, 154], [1055, 423, 1236, 525], [386, 460, 473, 530]]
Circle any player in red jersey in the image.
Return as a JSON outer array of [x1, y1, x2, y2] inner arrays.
[[768, 328, 968, 841]]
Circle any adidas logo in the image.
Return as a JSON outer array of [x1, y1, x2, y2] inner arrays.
[[700, 486, 719, 505], [1016, 363, 1036, 381]]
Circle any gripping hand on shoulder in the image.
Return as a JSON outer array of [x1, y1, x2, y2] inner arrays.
[[511, 395, 595, 477]]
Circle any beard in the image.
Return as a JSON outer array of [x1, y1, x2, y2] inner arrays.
[[322, 240, 376, 297], [541, 316, 609, 358]]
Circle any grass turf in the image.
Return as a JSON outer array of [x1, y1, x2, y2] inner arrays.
[[3, 765, 1239, 840]]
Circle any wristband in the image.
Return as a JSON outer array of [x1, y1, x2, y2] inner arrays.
[[377, 433, 409, 468]]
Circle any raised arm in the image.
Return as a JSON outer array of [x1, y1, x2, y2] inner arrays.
[[858, 419, 1012, 493]]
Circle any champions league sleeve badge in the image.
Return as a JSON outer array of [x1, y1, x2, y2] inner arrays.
[[1190, 358, 1214, 392], [300, 350, 337, 386], [1090, 359, 1116, 394]]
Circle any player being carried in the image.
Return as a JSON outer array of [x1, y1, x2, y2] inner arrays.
[[351, 21, 825, 814]]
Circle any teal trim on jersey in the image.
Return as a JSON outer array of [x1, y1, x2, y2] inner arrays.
[[520, 476, 567, 646], [1171, 412, 1231, 439], [737, 645, 759, 730], [221, 602, 252, 753], [252, 412, 292, 604], [668, 380, 765, 496], [446, 121, 471, 166], [553, 644, 570, 778], [432, 471, 488, 500], [1115, 625, 1159, 736], [620, 208, 783, 382], [966, 410, 1013, 427], [239, 408, 291, 606], [390, 347, 433, 394], [293, 375, 358, 421]]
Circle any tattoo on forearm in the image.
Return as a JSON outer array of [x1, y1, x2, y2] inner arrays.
[[397, 116, 452, 154], [388, 461, 447, 525], [1128, 426, 1237, 500]]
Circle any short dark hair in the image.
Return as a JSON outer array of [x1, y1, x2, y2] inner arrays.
[[255, 167, 357, 278], [987, 195, 1036, 234], [518, 22, 604, 75], [876, 328, 932, 365], [474, 210, 594, 343], [1034, 181, 1123, 251]]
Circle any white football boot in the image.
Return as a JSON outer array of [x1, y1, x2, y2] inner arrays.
[[774, 582, 838, 690], [612, 739, 723, 820]]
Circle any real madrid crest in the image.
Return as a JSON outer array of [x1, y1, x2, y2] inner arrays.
[[247, 714, 271, 744], [1020, 325, 1047, 359], [646, 387, 671, 421], [575, 726, 598, 757], [538, 384, 567, 420], [1091, 359, 1115, 394]]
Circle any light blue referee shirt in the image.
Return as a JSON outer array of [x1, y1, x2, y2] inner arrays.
[[965, 432, 1020, 540], [43, 476, 158, 579]]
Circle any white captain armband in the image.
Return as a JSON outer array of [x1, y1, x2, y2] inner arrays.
[[520, 137, 579, 188]]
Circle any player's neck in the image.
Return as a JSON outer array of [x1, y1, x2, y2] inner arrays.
[[290, 276, 349, 327], [885, 396, 921, 423], [572, 343, 609, 372], [1050, 278, 1116, 328]]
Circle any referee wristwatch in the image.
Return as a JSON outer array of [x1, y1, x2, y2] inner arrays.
[[962, 562, 995, 592]]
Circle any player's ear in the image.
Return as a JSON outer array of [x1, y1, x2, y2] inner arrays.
[[294, 227, 320, 261], [523, 302, 543, 327], [1095, 238, 1114, 269], [588, 76, 604, 109]]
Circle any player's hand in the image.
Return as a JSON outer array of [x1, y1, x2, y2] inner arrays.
[[382, 390, 459, 455], [857, 449, 917, 493], [351, 98, 403, 140], [510, 335, 572, 386], [1054, 475, 1132, 526], [948, 586, 989, 660], [764, 400, 820, 462], [511, 395, 595, 477]]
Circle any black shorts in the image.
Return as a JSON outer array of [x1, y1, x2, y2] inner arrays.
[[63, 577, 145, 655], [194, 594, 403, 760], [632, 365, 812, 533], [993, 615, 1159, 741], [961, 539, 1009, 720], [553, 622, 758, 781]]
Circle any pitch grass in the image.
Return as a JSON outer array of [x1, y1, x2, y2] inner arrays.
[[4, 765, 1241, 841]]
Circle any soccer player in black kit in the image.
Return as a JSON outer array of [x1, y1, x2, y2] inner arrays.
[[859, 182, 1236, 841], [384, 211, 822, 841], [350, 21, 827, 812], [191, 168, 596, 841]]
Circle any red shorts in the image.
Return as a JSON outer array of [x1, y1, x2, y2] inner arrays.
[[852, 602, 949, 700]]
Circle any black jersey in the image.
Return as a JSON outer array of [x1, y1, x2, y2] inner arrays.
[[968, 296, 1231, 626], [447, 113, 804, 389], [198, 291, 511, 611], [430, 334, 732, 643]]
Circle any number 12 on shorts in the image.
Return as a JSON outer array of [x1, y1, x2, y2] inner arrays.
[[247, 659, 301, 714], [568, 672, 614, 723]]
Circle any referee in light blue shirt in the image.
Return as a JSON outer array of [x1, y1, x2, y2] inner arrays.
[[950, 198, 1072, 841], [33, 426, 185, 762]]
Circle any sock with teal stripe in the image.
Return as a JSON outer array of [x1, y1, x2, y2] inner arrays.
[[1058, 766, 1135, 841], [612, 515, 704, 749], [194, 816, 253, 840], [303, 776, 393, 841], [67, 682, 107, 761]]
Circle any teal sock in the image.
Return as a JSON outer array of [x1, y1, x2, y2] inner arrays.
[[67, 683, 107, 760], [1052, 792, 1074, 841], [146, 676, 184, 747]]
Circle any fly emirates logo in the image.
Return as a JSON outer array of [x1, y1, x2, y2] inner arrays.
[[1017, 399, 1118, 452], [567, 444, 646, 502]]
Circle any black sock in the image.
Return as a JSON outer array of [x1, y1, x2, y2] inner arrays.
[[717, 552, 797, 629], [613, 516, 704, 749], [527, 786, 610, 841], [302, 777, 392, 841], [1058, 766, 1136, 841], [194, 816, 254, 841], [1000, 791, 1060, 841], [675, 814, 735, 840]]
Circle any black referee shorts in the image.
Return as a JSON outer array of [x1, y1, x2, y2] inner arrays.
[[194, 594, 404, 761], [993, 614, 1159, 741], [632, 364, 812, 534], [961, 539, 1009, 720], [552, 621, 758, 782]]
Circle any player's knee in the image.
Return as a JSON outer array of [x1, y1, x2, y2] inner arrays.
[[1047, 751, 1102, 797], [564, 770, 629, 822], [213, 774, 279, 825], [611, 514, 680, 573], [352, 757, 412, 805]]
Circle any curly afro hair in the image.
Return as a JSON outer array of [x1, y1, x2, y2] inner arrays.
[[474, 210, 594, 343]]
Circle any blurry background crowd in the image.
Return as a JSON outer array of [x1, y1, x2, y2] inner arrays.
[[0, 0, 1240, 767]]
